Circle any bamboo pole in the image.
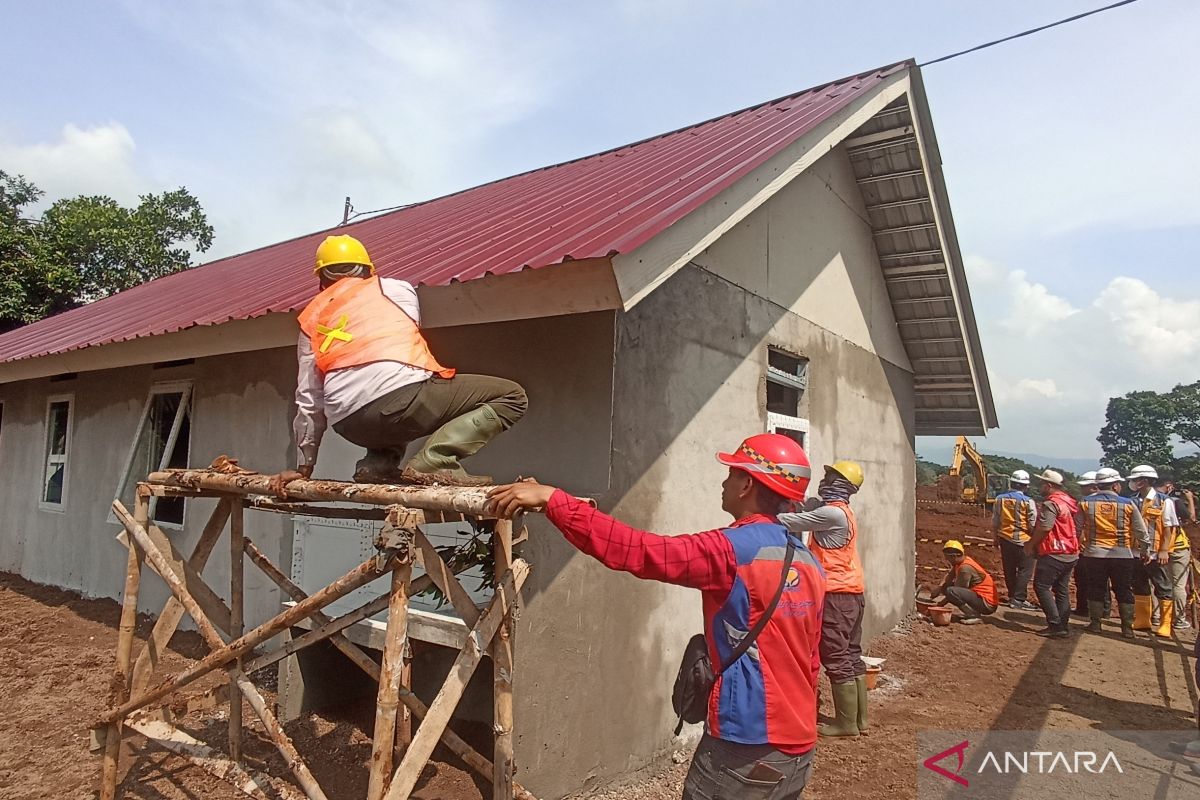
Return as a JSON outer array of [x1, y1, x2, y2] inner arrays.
[[491, 519, 516, 800], [150, 470, 498, 516], [245, 497, 389, 520], [383, 560, 530, 800], [230, 667, 329, 800], [413, 529, 480, 626], [131, 499, 232, 693], [98, 501, 408, 726], [99, 493, 147, 800], [395, 641, 413, 763], [367, 565, 412, 800], [229, 501, 245, 762], [240, 540, 538, 798]]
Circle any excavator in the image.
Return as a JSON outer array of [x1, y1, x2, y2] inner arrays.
[[935, 435, 1009, 507]]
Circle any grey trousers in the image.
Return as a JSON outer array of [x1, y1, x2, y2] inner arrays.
[[332, 373, 527, 452], [945, 586, 996, 618], [683, 735, 813, 800]]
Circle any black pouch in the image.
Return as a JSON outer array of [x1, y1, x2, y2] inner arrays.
[[670, 539, 795, 735]]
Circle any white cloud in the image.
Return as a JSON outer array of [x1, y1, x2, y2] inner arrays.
[[998, 269, 1079, 335], [995, 378, 1063, 404], [0, 122, 150, 207], [1093, 277, 1200, 363]]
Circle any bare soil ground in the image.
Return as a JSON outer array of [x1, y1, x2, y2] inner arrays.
[[2, 497, 1197, 800]]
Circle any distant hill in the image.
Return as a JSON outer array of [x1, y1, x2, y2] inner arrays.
[[917, 444, 1099, 476]]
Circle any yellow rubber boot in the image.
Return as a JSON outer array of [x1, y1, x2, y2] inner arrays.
[[1155, 600, 1174, 638], [1133, 595, 1153, 631]]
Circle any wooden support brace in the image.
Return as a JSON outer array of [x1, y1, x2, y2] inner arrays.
[[383, 560, 531, 800], [131, 499, 233, 694], [491, 519, 516, 800], [368, 564, 412, 800], [98, 501, 410, 726], [246, 498, 389, 520], [413, 529, 480, 627], [229, 501, 246, 762]]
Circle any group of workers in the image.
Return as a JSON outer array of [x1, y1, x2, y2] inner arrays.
[[269, 234, 872, 798], [928, 465, 1194, 641]]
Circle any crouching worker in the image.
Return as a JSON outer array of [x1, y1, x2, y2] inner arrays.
[[269, 234, 527, 493], [488, 434, 826, 800], [930, 541, 998, 624], [777, 461, 867, 738]]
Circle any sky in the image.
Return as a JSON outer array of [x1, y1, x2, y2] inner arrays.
[[1, 0, 1197, 461]]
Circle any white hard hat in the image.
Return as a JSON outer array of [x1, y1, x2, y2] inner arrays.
[[1095, 467, 1122, 485], [1078, 471, 1098, 486], [1124, 464, 1158, 481], [1036, 469, 1065, 486], [1010, 469, 1030, 484]]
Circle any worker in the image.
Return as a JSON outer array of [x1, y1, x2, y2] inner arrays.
[[1125, 465, 1175, 636], [1077, 467, 1149, 638], [487, 434, 826, 799], [929, 540, 998, 623], [1024, 470, 1080, 638], [777, 460, 867, 738], [1156, 477, 1193, 631], [269, 235, 528, 492], [991, 469, 1038, 610], [1071, 471, 1100, 618]]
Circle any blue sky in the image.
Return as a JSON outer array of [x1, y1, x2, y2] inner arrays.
[[2, 0, 1197, 462]]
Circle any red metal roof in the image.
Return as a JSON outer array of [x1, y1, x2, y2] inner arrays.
[[0, 61, 909, 365]]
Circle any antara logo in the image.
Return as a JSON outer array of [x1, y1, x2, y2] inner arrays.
[[922, 740, 1125, 787]]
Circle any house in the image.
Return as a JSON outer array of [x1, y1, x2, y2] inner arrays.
[[0, 60, 995, 797]]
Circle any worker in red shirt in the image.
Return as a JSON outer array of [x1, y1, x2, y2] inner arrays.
[[489, 434, 826, 799]]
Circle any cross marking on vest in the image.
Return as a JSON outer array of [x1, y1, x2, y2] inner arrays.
[[315, 315, 353, 353]]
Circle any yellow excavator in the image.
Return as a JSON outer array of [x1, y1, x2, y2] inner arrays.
[[937, 436, 1009, 507]]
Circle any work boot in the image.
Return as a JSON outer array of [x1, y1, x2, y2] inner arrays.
[[402, 405, 503, 487], [1087, 601, 1105, 633], [1118, 603, 1136, 639], [855, 675, 869, 734], [1155, 600, 1174, 638], [353, 448, 407, 483], [1133, 595, 1153, 631], [818, 681, 859, 737]]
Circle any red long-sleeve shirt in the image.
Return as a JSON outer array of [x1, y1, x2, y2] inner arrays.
[[546, 489, 767, 598]]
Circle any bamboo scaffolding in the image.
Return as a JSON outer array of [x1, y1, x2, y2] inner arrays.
[[99, 467, 539, 800]]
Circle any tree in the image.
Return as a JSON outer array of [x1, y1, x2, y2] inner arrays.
[[0, 170, 213, 331], [1098, 382, 1200, 484]]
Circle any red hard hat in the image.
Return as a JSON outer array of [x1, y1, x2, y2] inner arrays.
[[716, 433, 812, 501]]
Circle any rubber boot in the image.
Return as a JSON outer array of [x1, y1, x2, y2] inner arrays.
[[1086, 601, 1105, 633], [855, 675, 869, 734], [353, 447, 407, 483], [402, 405, 503, 487], [1118, 603, 1136, 639], [1155, 600, 1174, 638], [818, 681, 859, 737], [1133, 595, 1153, 631]]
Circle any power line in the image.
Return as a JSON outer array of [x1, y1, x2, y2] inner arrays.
[[919, 0, 1143, 67]]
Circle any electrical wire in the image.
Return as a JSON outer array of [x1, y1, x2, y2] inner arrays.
[[340, 202, 415, 225], [919, 0, 1142, 67]]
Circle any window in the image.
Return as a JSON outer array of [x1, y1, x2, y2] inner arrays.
[[41, 396, 73, 509], [766, 348, 810, 448], [115, 383, 193, 527]]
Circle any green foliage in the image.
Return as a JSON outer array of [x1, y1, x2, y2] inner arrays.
[[916, 458, 948, 486], [0, 170, 213, 331], [1098, 382, 1200, 487]]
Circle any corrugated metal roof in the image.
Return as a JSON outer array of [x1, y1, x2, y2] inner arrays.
[[0, 61, 910, 365]]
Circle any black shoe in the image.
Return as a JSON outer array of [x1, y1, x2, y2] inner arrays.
[[1035, 626, 1058, 637], [1070, 609, 1088, 618]]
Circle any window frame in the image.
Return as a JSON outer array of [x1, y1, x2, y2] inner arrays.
[[111, 380, 194, 529], [765, 347, 811, 450], [39, 394, 75, 512]]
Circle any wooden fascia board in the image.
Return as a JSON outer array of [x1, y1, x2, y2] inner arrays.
[[611, 69, 912, 312], [0, 257, 620, 385], [907, 67, 998, 430]]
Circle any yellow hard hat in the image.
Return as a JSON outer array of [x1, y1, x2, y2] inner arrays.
[[826, 460, 864, 488], [942, 540, 965, 554], [314, 234, 374, 274]]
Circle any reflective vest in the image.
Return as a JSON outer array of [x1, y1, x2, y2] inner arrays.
[[994, 491, 1036, 544], [953, 555, 997, 607], [810, 501, 864, 594], [297, 276, 455, 378], [1139, 491, 1169, 552], [705, 523, 825, 749], [1039, 491, 1080, 556], [1080, 493, 1142, 553]]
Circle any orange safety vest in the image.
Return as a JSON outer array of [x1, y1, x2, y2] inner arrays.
[[297, 276, 455, 378], [954, 555, 997, 607], [810, 501, 864, 594], [1139, 492, 1168, 552]]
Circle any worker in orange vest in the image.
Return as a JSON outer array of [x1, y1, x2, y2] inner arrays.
[[778, 460, 867, 738], [930, 540, 998, 623], [270, 235, 527, 491]]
